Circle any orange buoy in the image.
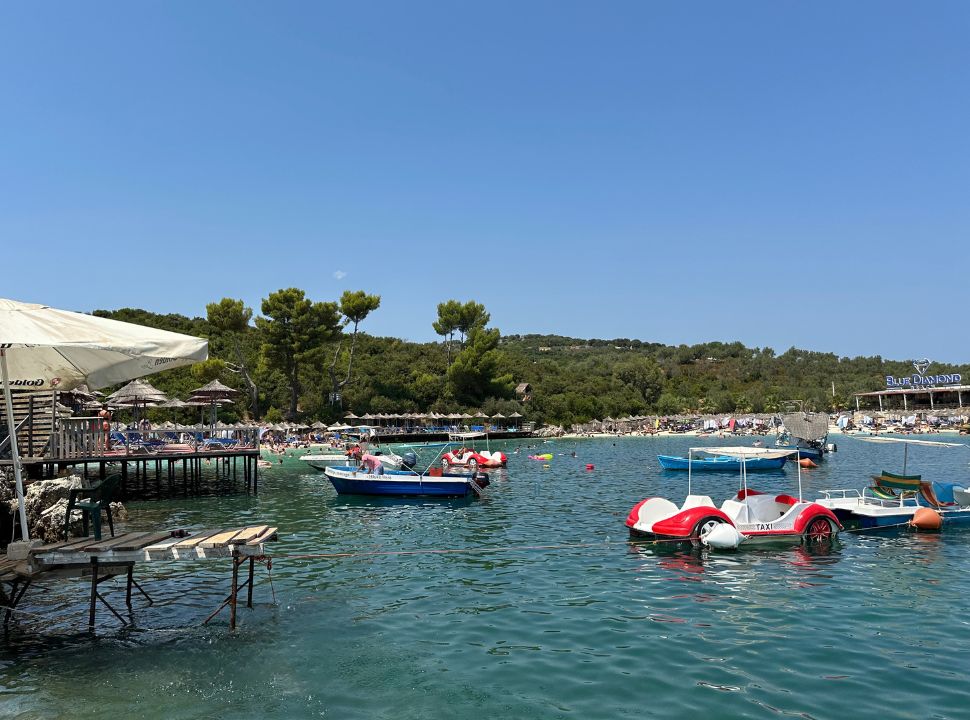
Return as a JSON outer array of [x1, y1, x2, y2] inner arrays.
[[910, 507, 942, 531], [798, 458, 818, 469], [586, 464, 595, 471]]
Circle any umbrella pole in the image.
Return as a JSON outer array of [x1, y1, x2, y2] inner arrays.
[[0, 349, 30, 541]]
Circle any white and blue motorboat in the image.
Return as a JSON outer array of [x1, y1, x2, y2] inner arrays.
[[323, 465, 489, 498], [302, 449, 405, 472], [815, 437, 970, 530], [775, 412, 832, 461]]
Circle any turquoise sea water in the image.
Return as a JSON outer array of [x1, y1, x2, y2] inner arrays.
[[3, 434, 970, 719]]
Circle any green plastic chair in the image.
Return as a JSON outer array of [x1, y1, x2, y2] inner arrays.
[[64, 475, 120, 540]]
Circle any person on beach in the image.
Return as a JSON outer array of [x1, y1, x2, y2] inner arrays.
[[358, 453, 384, 475]]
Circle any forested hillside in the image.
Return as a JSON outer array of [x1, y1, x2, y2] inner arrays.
[[94, 294, 968, 426]]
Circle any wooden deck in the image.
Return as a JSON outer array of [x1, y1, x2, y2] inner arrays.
[[0, 525, 278, 631]]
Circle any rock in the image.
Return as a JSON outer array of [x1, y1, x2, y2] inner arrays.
[[534, 425, 565, 438], [1, 474, 128, 546], [6, 540, 43, 561], [33, 498, 79, 544]]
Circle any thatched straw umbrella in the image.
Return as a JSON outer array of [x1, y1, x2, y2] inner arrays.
[[190, 379, 239, 428], [106, 379, 169, 425]]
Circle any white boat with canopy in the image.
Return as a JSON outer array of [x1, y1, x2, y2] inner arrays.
[[815, 436, 970, 529]]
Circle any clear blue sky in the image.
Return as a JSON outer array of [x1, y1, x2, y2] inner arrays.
[[2, 2, 967, 363]]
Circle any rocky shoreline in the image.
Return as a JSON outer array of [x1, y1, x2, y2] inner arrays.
[[0, 469, 128, 551]]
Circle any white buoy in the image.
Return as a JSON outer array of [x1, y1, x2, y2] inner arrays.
[[702, 523, 746, 550]]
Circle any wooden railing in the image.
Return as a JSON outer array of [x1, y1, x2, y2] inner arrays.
[[46, 420, 263, 460], [50, 416, 103, 459]]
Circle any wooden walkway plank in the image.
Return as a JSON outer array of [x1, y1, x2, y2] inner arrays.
[[54, 536, 106, 551], [81, 532, 149, 552], [173, 529, 223, 549], [227, 525, 269, 543], [31, 540, 74, 553], [199, 529, 246, 549], [114, 531, 174, 551], [142, 536, 189, 560], [247, 527, 278, 546]]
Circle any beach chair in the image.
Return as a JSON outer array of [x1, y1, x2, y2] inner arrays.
[[64, 475, 120, 540], [918, 482, 956, 509]]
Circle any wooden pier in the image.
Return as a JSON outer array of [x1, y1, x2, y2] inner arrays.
[[0, 525, 278, 631], [1, 408, 264, 498]]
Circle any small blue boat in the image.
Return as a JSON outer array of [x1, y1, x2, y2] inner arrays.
[[658, 454, 788, 471], [323, 465, 489, 498]]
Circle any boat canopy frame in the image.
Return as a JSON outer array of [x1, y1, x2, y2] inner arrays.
[[686, 446, 807, 521]]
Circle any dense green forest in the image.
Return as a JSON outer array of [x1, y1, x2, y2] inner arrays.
[[94, 291, 969, 427]]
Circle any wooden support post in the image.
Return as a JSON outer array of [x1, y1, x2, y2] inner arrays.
[[3, 579, 31, 627], [89, 558, 99, 628], [125, 564, 152, 607], [230, 555, 239, 631], [247, 556, 255, 608]]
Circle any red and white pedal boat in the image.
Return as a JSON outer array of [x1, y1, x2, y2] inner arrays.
[[443, 447, 507, 468], [443, 432, 507, 468], [625, 447, 841, 549]]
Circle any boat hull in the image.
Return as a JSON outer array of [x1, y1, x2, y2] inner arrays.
[[657, 455, 787, 471], [822, 501, 970, 530], [775, 445, 823, 461]]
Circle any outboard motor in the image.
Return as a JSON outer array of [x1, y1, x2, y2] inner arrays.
[[826, 443, 837, 453], [401, 451, 418, 470]]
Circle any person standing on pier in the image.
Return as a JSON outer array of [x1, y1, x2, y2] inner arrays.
[[98, 403, 112, 451]]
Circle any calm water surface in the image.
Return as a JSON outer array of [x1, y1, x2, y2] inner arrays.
[[2, 435, 970, 719]]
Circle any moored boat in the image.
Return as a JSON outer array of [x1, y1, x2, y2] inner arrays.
[[302, 444, 406, 472], [300, 453, 351, 471], [443, 431, 507, 468], [627, 447, 841, 549], [775, 412, 831, 460], [815, 436, 970, 530], [323, 465, 489, 498], [658, 453, 788, 471]]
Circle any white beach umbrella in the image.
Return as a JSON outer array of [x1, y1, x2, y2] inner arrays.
[[0, 298, 207, 539]]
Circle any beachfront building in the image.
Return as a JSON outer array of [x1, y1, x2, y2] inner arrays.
[[853, 384, 968, 412], [852, 361, 967, 412]]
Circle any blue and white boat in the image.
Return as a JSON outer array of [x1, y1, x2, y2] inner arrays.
[[323, 465, 489, 498], [815, 437, 970, 530], [658, 452, 789, 472], [775, 412, 831, 461]]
